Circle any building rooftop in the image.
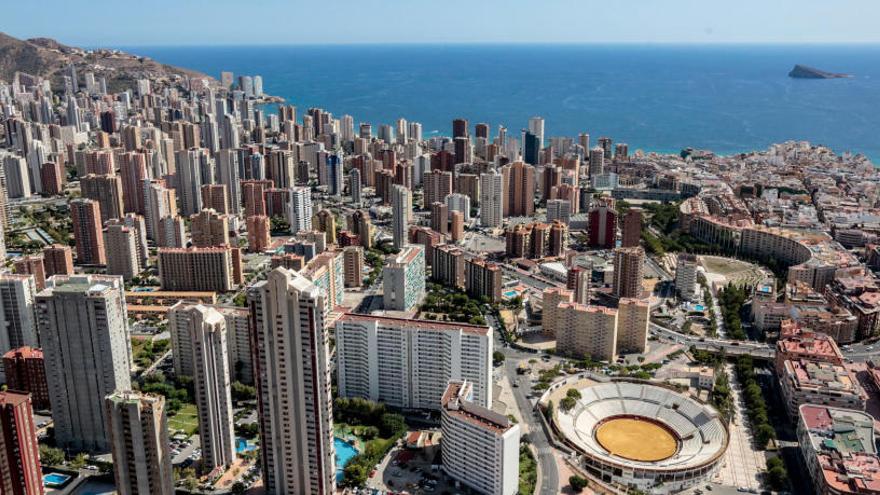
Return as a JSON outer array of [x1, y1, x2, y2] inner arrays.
[[338, 313, 489, 336], [2, 346, 43, 360], [777, 321, 844, 363], [800, 404, 880, 494], [784, 359, 860, 396], [441, 381, 512, 435]]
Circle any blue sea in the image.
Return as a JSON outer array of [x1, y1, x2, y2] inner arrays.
[[126, 44, 880, 161]]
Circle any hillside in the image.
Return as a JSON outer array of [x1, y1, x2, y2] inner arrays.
[[0, 32, 215, 92]]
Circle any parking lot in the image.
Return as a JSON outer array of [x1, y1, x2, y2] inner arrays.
[[367, 445, 467, 494]]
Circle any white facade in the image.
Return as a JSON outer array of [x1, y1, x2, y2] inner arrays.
[[392, 185, 411, 250], [0, 274, 38, 381], [440, 381, 519, 495], [336, 314, 493, 410], [248, 268, 335, 495], [446, 193, 471, 222], [382, 245, 425, 311], [479, 170, 503, 228], [546, 199, 572, 225], [170, 304, 236, 470], [289, 186, 313, 233]]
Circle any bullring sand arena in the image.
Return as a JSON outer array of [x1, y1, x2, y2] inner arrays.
[[595, 416, 678, 462], [552, 381, 729, 493]]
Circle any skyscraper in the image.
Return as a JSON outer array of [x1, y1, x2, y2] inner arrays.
[[452, 118, 468, 139], [479, 169, 503, 228], [391, 185, 411, 250], [440, 381, 519, 495], [38, 275, 131, 452], [502, 162, 535, 217], [104, 221, 142, 281], [423, 169, 453, 208], [191, 209, 230, 248], [70, 198, 106, 265], [105, 392, 174, 495], [0, 391, 43, 495], [617, 298, 649, 354], [2, 347, 49, 411], [431, 202, 448, 235], [80, 174, 124, 223], [169, 304, 235, 470], [588, 200, 617, 249], [144, 179, 178, 242], [528, 116, 545, 151], [246, 215, 271, 253], [676, 253, 699, 301], [0, 274, 38, 382], [621, 208, 642, 248], [613, 247, 645, 299], [383, 245, 425, 311], [289, 186, 313, 233], [522, 130, 540, 165], [42, 245, 74, 277], [350, 168, 362, 206], [248, 268, 336, 495]]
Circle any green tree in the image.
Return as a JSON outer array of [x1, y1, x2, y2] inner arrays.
[[39, 445, 65, 466], [493, 351, 506, 365], [569, 475, 588, 493], [765, 457, 788, 491], [566, 388, 582, 400], [231, 481, 247, 495], [560, 396, 577, 411], [232, 381, 257, 403], [379, 413, 406, 438]]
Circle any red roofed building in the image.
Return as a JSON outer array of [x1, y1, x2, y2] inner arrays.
[[2, 347, 49, 411], [0, 391, 43, 495], [775, 320, 844, 375]]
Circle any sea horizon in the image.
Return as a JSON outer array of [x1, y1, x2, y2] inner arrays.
[[121, 43, 880, 162]]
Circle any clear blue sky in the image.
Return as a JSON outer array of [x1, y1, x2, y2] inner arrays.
[[6, 0, 880, 46]]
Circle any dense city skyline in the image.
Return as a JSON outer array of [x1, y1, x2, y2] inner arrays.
[[1, 14, 880, 495]]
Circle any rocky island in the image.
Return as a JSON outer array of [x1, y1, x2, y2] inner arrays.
[[788, 64, 850, 79]]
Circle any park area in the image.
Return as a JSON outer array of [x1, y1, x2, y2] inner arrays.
[[168, 403, 199, 435]]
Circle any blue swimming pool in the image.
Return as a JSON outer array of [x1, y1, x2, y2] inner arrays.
[[43, 472, 72, 487], [236, 438, 256, 453], [335, 437, 359, 481], [693, 304, 706, 312]]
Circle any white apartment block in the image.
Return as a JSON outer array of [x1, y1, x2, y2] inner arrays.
[[479, 170, 503, 228], [168, 304, 235, 470], [441, 381, 520, 495], [383, 245, 425, 311], [336, 313, 493, 410]]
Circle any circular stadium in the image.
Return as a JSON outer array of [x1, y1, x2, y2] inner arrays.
[[554, 381, 729, 494]]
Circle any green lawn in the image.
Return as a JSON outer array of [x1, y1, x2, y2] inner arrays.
[[168, 403, 199, 435]]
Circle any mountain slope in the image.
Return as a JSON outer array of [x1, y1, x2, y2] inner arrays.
[[0, 32, 215, 92]]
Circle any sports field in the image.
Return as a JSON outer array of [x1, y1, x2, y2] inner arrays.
[[595, 417, 677, 461]]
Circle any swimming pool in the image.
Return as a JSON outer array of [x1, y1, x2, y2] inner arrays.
[[693, 304, 706, 312], [236, 438, 256, 453], [335, 437, 359, 481], [43, 472, 72, 487]]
